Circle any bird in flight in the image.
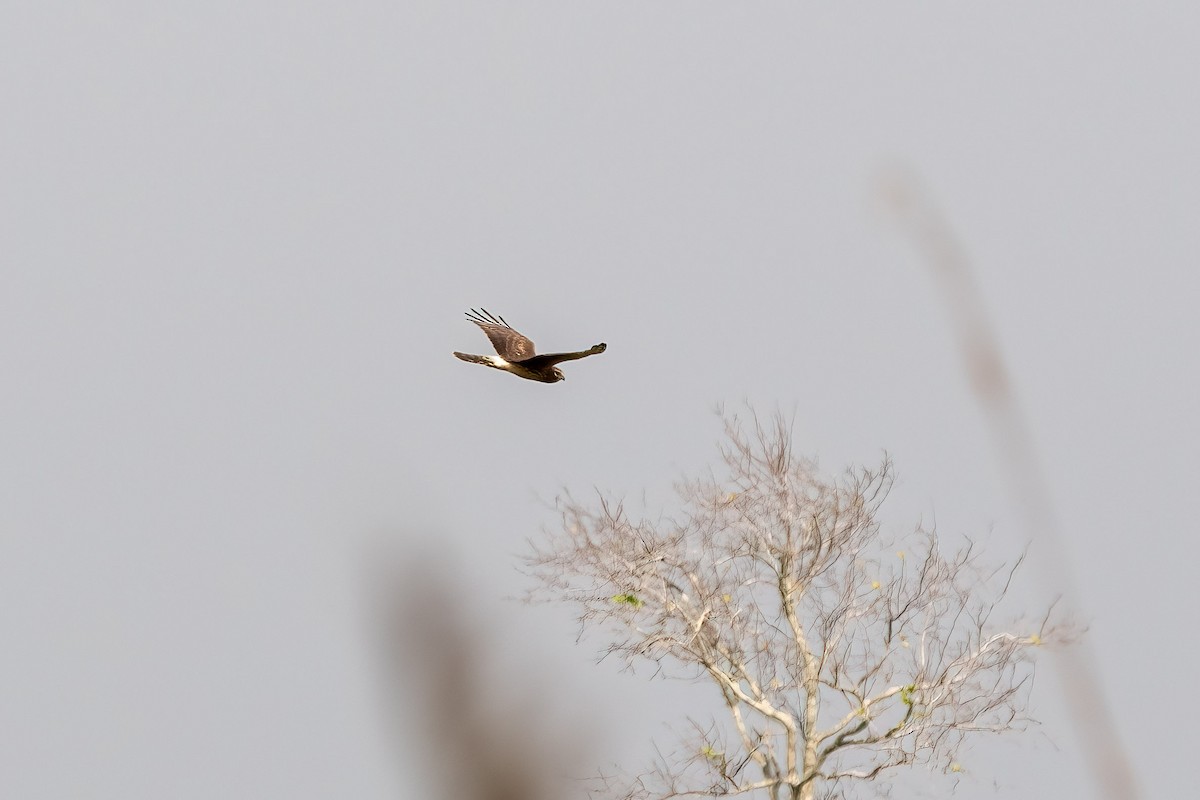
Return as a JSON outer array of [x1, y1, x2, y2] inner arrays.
[[453, 309, 606, 383]]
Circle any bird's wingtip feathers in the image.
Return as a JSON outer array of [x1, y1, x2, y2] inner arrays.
[[465, 308, 509, 327]]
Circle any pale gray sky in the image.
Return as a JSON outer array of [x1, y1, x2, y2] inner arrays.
[[3, 4, 1197, 799]]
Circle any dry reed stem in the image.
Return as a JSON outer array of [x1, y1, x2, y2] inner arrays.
[[880, 166, 1140, 800]]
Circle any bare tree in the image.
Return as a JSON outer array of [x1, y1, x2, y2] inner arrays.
[[526, 412, 1072, 800]]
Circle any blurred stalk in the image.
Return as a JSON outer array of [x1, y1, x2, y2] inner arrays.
[[368, 549, 584, 800], [880, 167, 1139, 800]]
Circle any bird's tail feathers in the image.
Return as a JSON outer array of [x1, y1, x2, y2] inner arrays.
[[454, 352, 496, 367]]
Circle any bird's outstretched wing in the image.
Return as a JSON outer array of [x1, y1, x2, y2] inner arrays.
[[465, 308, 536, 361], [519, 343, 607, 369]]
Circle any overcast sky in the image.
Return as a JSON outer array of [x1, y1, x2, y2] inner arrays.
[[3, 4, 1197, 799]]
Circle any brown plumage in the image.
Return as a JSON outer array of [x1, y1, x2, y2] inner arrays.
[[453, 309, 606, 383]]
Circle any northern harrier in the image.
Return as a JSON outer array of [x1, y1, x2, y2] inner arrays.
[[453, 308, 606, 383]]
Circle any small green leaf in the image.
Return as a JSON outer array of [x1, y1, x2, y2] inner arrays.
[[611, 593, 644, 608]]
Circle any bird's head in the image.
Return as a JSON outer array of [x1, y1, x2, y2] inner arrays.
[[551, 368, 565, 382]]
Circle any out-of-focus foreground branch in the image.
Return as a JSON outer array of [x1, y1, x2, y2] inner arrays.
[[880, 166, 1140, 800], [369, 551, 587, 800]]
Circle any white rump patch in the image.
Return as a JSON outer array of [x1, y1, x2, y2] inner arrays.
[[490, 356, 510, 368]]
